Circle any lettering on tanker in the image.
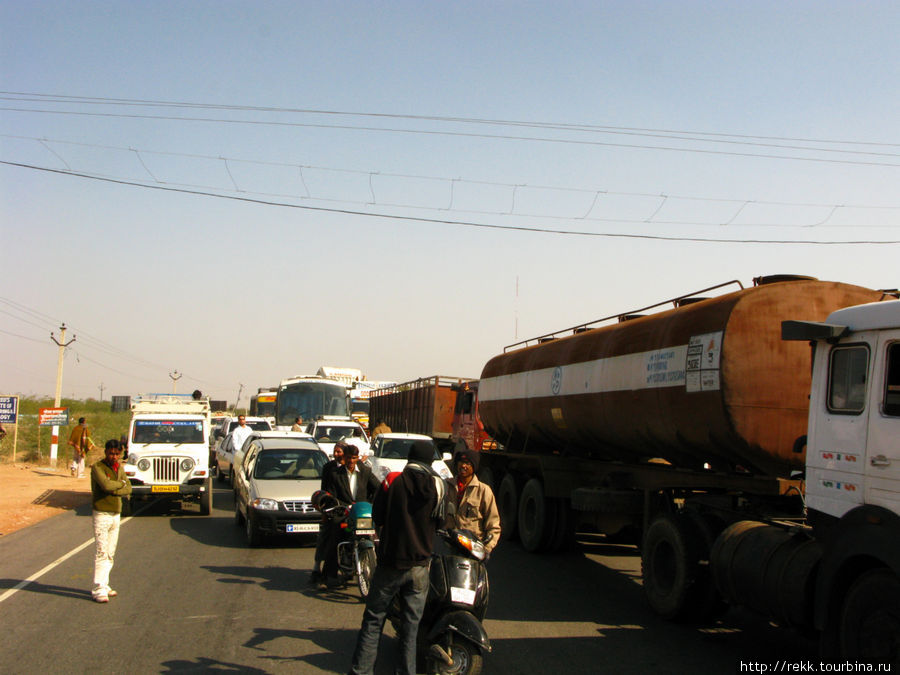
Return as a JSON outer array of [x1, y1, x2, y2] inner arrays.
[[686, 331, 723, 393]]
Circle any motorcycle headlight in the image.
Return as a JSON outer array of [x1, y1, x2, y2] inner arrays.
[[180, 458, 195, 472], [252, 498, 278, 511], [137, 458, 151, 472]]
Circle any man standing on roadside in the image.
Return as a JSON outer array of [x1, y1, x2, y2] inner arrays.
[[90, 439, 132, 603], [68, 416, 97, 478], [450, 449, 501, 553], [348, 439, 448, 675]]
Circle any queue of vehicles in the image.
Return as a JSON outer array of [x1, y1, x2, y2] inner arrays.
[[117, 275, 899, 664]]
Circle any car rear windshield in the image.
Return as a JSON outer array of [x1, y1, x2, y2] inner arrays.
[[229, 420, 271, 432], [253, 448, 327, 479], [377, 439, 440, 461], [133, 420, 205, 444], [313, 425, 365, 443]]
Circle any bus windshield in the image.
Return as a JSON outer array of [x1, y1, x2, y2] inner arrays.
[[276, 381, 348, 427]]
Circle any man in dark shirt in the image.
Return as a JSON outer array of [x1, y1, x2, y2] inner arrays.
[[348, 439, 448, 675], [310, 443, 345, 586], [320, 444, 380, 586]]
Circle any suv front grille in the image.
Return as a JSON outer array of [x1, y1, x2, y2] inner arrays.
[[153, 457, 182, 483], [283, 500, 315, 513]]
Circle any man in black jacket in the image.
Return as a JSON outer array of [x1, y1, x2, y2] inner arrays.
[[348, 439, 448, 675], [320, 444, 380, 586]]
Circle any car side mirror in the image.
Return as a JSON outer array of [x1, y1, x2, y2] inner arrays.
[[442, 452, 452, 462]]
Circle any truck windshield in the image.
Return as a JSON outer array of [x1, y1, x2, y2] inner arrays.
[[133, 420, 205, 444], [276, 381, 349, 426]]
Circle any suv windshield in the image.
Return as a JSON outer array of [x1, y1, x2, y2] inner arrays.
[[313, 425, 366, 443], [229, 420, 270, 432], [253, 448, 327, 480], [376, 439, 440, 461], [133, 420, 205, 444]]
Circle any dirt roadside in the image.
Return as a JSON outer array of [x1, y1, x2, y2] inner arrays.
[[0, 461, 94, 537]]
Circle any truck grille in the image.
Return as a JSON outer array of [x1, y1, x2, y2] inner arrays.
[[153, 457, 182, 483], [283, 500, 315, 513]]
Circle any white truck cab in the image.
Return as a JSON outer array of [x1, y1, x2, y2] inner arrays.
[[125, 394, 214, 515], [786, 300, 900, 522]]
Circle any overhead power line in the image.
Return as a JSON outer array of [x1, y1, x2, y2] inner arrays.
[[2, 90, 897, 149], [2, 159, 896, 245]]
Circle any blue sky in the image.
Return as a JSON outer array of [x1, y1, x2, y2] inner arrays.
[[1, 1, 898, 401]]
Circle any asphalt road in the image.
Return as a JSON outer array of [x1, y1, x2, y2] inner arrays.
[[0, 485, 817, 674]]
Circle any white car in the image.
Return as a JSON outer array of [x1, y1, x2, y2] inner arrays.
[[305, 418, 370, 459], [368, 432, 453, 483], [231, 430, 316, 486], [233, 435, 328, 547]]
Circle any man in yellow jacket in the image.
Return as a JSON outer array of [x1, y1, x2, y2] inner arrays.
[[90, 439, 132, 603], [68, 416, 97, 477], [450, 449, 501, 553]]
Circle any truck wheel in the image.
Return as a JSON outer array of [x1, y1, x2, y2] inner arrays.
[[547, 498, 575, 552], [200, 477, 213, 515], [641, 513, 701, 620], [498, 474, 518, 542], [478, 467, 494, 491], [682, 511, 726, 621], [838, 568, 900, 663], [518, 478, 549, 552]]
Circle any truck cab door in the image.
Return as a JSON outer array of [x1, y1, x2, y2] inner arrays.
[[865, 337, 900, 511], [806, 340, 872, 519]]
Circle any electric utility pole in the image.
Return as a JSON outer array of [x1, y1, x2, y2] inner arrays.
[[169, 371, 182, 394], [50, 324, 75, 469]]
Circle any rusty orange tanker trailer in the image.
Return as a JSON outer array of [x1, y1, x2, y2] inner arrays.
[[478, 276, 882, 478]]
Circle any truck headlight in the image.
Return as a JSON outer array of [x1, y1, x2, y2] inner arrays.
[[138, 458, 151, 472], [180, 458, 195, 472], [252, 498, 278, 511]]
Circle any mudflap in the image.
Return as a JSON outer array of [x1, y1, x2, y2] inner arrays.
[[426, 610, 492, 653]]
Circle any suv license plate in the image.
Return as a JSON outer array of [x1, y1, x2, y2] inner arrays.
[[286, 523, 318, 533], [152, 485, 179, 493]]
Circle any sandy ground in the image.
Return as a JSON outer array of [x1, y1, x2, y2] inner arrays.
[[0, 461, 93, 537]]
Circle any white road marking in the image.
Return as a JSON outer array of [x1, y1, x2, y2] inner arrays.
[[0, 503, 149, 604]]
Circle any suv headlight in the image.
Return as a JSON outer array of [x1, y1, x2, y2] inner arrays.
[[251, 498, 278, 511], [138, 458, 151, 472], [180, 458, 195, 472]]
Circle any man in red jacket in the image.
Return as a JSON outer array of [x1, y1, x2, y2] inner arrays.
[[348, 439, 448, 675]]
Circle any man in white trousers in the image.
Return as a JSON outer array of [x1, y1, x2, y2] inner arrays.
[[90, 439, 132, 603]]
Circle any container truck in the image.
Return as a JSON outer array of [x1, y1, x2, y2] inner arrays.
[[467, 276, 898, 662], [368, 376, 473, 450]]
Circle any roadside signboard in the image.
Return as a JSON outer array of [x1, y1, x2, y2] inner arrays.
[[39, 407, 69, 427], [0, 396, 17, 424]]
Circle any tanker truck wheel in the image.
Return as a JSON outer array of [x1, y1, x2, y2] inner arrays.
[[838, 568, 900, 664], [641, 513, 702, 620], [682, 511, 727, 622], [497, 475, 519, 542], [518, 478, 551, 552]]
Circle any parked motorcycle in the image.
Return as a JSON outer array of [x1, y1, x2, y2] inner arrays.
[[393, 528, 492, 675], [312, 490, 377, 598]]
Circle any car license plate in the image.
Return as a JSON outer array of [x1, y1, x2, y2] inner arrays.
[[286, 523, 318, 533], [450, 587, 476, 605], [151, 485, 179, 493], [356, 529, 375, 536]]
